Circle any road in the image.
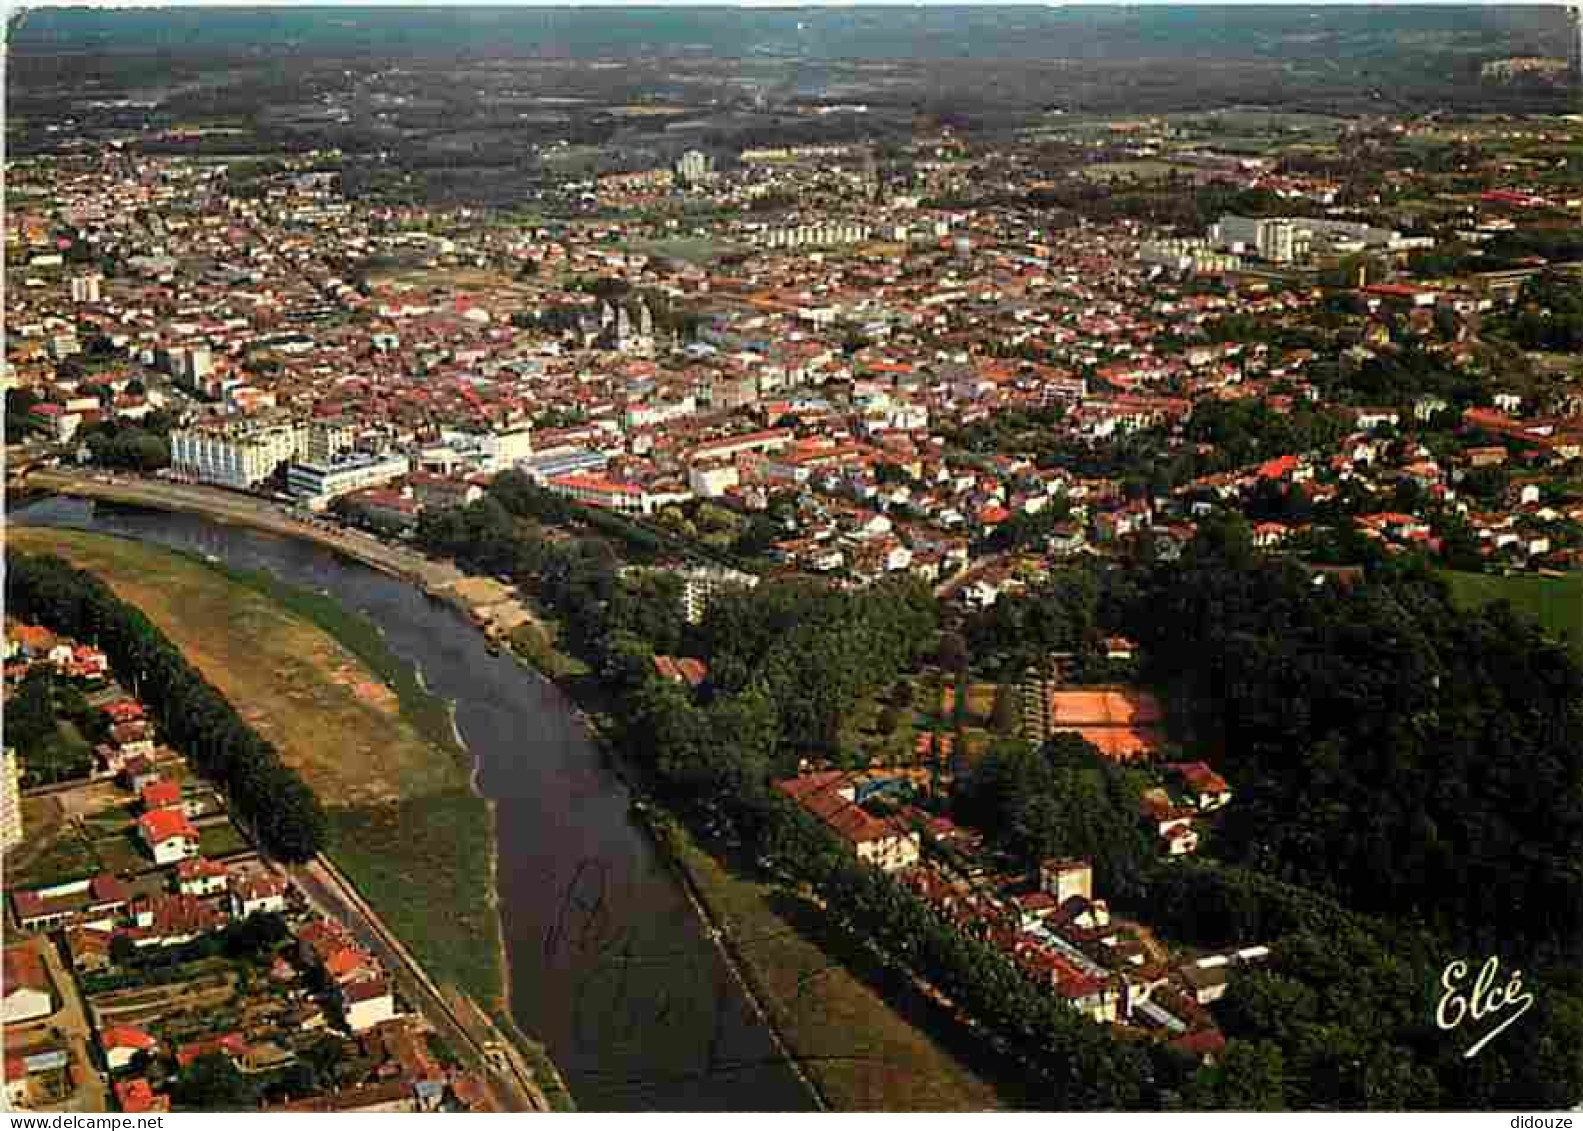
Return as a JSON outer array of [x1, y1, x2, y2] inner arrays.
[[9, 938, 111, 1114], [22, 469, 464, 592], [290, 855, 550, 1113]]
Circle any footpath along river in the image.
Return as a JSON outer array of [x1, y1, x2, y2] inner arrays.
[[13, 496, 815, 1113]]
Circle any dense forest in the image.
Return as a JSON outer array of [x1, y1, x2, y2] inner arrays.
[[1126, 532, 1583, 964]]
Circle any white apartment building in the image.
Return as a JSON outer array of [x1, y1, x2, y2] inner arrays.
[[70, 274, 102, 304], [688, 462, 740, 499], [1212, 216, 1300, 264], [287, 452, 411, 510], [170, 421, 303, 489], [1212, 214, 1429, 264], [303, 419, 357, 465], [678, 566, 759, 625], [624, 395, 697, 430], [758, 222, 873, 249], [675, 149, 715, 186], [481, 424, 534, 473], [169, 345, 213, 388]]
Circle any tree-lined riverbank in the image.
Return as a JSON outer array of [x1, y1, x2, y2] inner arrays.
[[9, 527, 508, 1016], [13, 499, 813, 1112]]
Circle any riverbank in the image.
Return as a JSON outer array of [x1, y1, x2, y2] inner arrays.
[[28, 470, 560, 656], [26, 470, 462, 589], [18, 483, 998, 1110], [502, 597, 1007, 1111], [6, 525, 567, 1109]]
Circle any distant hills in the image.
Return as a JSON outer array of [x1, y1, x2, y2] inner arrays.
[[9, 5, 1571, 65]]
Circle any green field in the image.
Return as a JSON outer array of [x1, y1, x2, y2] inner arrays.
[[210, 560, 466, 761], [6, 797, 99, 888], [652, 813, 1013, 1112], [1441, 570, 1583, 662], [10, 528, 503, 1010], [197, 821, 252, 859], [620, 236, 738, 265]]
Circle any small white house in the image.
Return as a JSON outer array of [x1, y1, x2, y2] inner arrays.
[[137, 810, 199, 866], [341, 979, 396, 1032], [230, 873, 289, 918]]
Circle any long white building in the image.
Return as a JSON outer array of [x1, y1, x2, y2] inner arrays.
[[170, 421, 303, 489], [1212, 213, 1431, 265], [287, 453, 411, 511]]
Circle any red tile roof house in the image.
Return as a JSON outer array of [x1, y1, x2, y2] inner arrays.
[[126, 893, 227, 948], [1161, 762, 1234, 811], [7, 1047, 70, 1108], [774, 771, 921, 873], [175, 857, 229, 898], [114, 1077, 169, 1115], [230, 872, 289, 918], [175, 1033, 248, 1071], [102, 699, 145, 725], [136, 808, 200, 866], [651, 654, 708, 688], [341, 977, 397, 1033], [100, 1026, 159, 1072], [12, 874, 129, 932], [2, 944, 56, 1025], [298, 918, 379, 987], [140, 779, 182, 813]]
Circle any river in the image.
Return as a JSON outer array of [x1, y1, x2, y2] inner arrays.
[[13, 496, 815, 1113]]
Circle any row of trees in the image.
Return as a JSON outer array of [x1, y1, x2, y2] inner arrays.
[[829, 515, 1583, 1106], [416, 491, 1235, 1105], [7, 553, 327, 862], [756, 796, 1178, 1108]]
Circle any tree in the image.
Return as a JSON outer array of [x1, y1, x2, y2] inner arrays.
[[936, 631, 969, 673], [1125, 545, 1583, 963], [110, 933, 139, 969], [991, 683, 1020, 737], [9, 666, 59, 754], [172, 1053, 258, 1111], [1180, 1040, 1289, 1110], [7, 553, 327, 861], [4, 389, 40, 443]]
